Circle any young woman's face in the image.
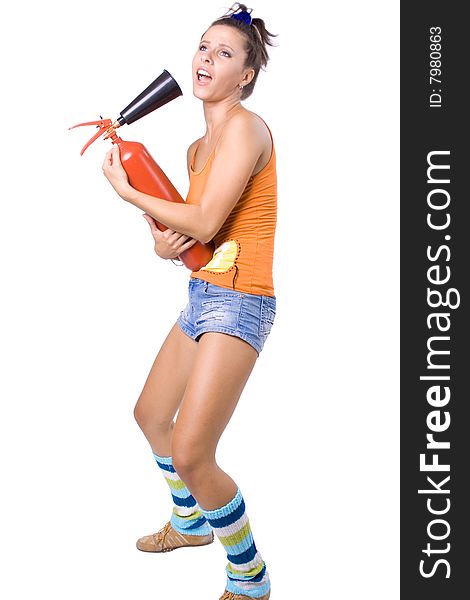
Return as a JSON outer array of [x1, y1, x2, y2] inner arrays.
[[192, 24, 253, 101]]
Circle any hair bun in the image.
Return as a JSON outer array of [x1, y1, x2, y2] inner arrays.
[[230, 2, 253, 25]]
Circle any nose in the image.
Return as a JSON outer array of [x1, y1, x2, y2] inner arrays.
[[201, 51, 213, 64]]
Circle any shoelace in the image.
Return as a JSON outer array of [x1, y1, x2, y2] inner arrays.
[[153, 521, 172, 549], [219, 590, 269, 600]]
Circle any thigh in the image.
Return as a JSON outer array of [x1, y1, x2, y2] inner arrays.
[[172, 331, 258, 457], [135, 321, 199, 423]]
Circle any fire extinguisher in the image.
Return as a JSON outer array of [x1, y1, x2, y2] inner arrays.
[[69, 69, 214, 272]]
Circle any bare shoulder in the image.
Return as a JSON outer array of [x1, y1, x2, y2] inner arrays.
[[222, 109, 271, 152], [227, 109, 270, 136], [223, 110, 272, 176]]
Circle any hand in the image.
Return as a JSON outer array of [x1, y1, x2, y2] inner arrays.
[[102, 146, 133, 200], [142, 213, 197, 260]]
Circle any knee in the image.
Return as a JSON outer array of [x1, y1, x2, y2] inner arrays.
[[133, 398, 172, 435], [133, 400, 147, 428], [172, 441, 212, 486], [172, 444, 198, 481]]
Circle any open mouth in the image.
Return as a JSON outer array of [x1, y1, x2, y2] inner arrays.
[[197, 69, 213, 82]]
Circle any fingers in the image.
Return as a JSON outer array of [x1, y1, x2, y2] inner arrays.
[[102, 146, 121, 171], [158, 226, 187, 243], [178, 237, 198, 252], [102, 147, 114, 171], [111, 145, 121, 164], [163, 229, 184, 241], [142, 213, 161, 236], [142, 214, 196, 253], [142, 213, 156, 227]]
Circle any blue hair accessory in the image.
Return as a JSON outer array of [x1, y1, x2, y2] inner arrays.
[[230, 8, 252, 25]]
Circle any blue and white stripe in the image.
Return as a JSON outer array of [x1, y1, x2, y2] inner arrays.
[[200, 487, 270, 598], [153, 452, 212, 536]]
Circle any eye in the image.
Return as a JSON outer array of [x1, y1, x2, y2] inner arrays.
[[198, 44, 231, 57]]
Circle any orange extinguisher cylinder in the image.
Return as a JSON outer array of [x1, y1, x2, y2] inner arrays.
[[114, 137, 214, 271]]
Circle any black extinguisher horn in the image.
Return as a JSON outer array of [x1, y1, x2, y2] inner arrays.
[[117, 69, 183, 126]]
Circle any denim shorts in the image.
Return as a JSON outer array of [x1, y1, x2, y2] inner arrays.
[[176, 278, 276, 356]]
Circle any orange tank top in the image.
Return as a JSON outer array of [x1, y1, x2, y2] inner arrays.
[[186, 116, 277, 297]]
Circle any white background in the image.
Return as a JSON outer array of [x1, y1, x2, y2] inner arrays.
[[0, 1, 399, 598]]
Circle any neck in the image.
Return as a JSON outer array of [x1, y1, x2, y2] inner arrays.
[[202, 98, 243, 140]]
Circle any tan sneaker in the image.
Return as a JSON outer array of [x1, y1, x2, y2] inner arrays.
[[219, 591, 270, 600], [136, 521, 214, 553]]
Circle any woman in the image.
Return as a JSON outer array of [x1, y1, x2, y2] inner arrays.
[[102, 4, 277, 599]]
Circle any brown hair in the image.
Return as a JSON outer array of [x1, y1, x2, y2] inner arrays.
[[205, 3, 278, 100]]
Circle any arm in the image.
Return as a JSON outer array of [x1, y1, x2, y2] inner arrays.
[[195, 113, 265, 242], [142, 213, 197, 260], [126, 186, 205, 240], [102, 113, 264, 244]]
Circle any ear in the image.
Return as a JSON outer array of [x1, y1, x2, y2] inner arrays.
[[242, 67, 255, 86]]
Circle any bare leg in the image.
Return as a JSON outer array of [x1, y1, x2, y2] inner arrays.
[[133, 322, 199, 456], [171, 332, 258, 510]]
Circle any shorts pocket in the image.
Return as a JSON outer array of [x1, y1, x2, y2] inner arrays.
[[259, 296, 276, 336], [202, 281, 235, 297], [196, 296, 235, 326]]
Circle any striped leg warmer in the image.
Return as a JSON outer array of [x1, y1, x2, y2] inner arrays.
[[200, 487, 270, 598], [153, 452, 212, 536]]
